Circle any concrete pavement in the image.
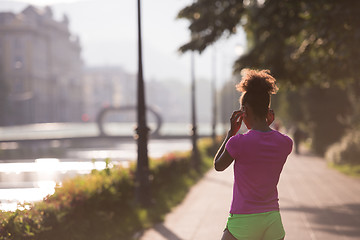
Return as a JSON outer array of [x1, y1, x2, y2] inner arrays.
[[138, 153, 360, 240]]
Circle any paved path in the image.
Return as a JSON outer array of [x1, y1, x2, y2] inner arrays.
[[139, 153, 360, 240]]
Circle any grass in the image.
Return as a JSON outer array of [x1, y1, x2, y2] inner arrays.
[[328, 163, 360, 178]]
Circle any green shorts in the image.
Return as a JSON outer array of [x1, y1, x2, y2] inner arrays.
[[225, 211, 285, 240]]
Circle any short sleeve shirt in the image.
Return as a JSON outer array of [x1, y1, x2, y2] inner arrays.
[[225, 129, 293, 214]]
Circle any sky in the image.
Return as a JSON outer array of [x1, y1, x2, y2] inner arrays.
[[0, 0, 246, 85]]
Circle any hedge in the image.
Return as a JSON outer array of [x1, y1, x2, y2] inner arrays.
[[0, 139, 216, 240], [325, 129, 360, 176]]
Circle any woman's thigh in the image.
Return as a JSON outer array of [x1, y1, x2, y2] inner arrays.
[[261, 212, 285, 240], [221, 229, 238, 240]]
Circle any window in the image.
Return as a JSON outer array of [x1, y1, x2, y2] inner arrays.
[[14, 56, 24, 69]]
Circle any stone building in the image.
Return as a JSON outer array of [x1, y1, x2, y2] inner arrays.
[[0, 5, 83, 125]]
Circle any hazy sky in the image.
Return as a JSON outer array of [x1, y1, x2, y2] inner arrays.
[[0, 0, 246, 85]]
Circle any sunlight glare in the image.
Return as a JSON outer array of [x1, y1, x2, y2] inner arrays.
[[35, 158, 60, 172], [36, 180, 56, 195]]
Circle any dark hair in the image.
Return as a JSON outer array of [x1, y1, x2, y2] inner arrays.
[[236, 69, 278, 119]]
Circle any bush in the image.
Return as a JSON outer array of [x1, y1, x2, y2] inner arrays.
[[273, 86, 352, 155], [0, 140, 214, 240], [326, 129, 360, 166]]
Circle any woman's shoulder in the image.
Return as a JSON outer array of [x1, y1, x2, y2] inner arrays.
[[227, 132, 247, 146], [230, 132, 245, 141], [272, 130, 293, 148]]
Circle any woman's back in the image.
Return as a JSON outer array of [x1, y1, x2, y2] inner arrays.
[[226, 129, 293, 214]]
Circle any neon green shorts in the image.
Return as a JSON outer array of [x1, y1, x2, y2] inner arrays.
[[225, 211, 285, 240]]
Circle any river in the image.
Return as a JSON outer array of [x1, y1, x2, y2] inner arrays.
[[0, 122, 227, 211]]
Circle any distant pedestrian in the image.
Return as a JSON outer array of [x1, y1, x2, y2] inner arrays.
[[214, 69, 293, 240], [293, 127, 304, 154]]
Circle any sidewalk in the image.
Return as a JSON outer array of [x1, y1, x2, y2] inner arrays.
[[139, 153, 360, 240]]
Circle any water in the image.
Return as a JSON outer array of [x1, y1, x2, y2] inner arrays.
[[0, 122, 228, 211], [0, 122, 228, 141], [0, 139, 194, 211], [0, 158, 108, 211]]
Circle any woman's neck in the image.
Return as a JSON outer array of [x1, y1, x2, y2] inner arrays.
[[251, 118, 272, 132]]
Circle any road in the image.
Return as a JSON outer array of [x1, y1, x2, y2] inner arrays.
[[139, 152, 360, 240]]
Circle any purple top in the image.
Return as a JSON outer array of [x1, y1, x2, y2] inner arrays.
[[225, 129, 293, 214]]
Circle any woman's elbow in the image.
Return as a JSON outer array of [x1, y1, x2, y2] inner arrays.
[[214, 162, 225, 172]]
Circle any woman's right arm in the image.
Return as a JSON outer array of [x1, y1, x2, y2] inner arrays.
[[213, 131, 234, 171], [213, 110, 243, 171]]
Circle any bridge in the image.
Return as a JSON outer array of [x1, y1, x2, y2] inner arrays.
[[0, 105, 208, 143], [96, 105, 163, 138], [0, 106, 213, 160]]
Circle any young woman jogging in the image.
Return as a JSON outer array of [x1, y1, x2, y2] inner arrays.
[[214, 69, 293, 240]]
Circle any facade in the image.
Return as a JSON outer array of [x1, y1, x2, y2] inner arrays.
[[0, 5, 83, 125], [82, 66, 137, 122], [0, 5, 213, 127]]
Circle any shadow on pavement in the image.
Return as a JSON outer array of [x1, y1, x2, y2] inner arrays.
[[282, 203, 360, 237], [153, 223, 183, 240]]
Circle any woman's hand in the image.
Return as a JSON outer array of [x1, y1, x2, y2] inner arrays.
[[266, 109, 275, 126], [229, 110, 244, 136]]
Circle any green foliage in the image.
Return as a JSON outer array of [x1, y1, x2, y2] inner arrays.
[[302, 86, 352, 155], [178, 0, 360, 87], [326, 129, 360, 167], [0, 141, 214, 240], [180, 0, 360, 155], [177, 0, 245, 53], [271, 87, 305, 129], [198, 136, 223, 159], [273, 85, 352, 155], [328, 163, 360, 178]]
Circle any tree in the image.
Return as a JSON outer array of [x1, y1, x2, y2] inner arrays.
[[178, 0, 360, 155], [178, 0, 360, 86]]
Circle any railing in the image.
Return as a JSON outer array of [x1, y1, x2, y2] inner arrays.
[[95, 105, 163, 137]]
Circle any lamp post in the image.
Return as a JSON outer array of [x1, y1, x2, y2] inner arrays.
[[135, 0, 150, 206], [211, 46, 217, 145], [190, 51, 200, 171]]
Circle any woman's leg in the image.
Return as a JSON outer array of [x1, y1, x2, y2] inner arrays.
[[221, 229, 238, 240]]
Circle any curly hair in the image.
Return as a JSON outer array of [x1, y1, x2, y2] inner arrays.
[[236, 69, 278, 119]]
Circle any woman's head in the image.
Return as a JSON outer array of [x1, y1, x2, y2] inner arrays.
[[237, 69, 278, 122]]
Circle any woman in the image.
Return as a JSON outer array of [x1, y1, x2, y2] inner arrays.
[[214, 69, 293, 240]]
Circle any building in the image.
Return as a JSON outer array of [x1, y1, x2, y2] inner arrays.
[[0, 5, 83, 125], [82, 66, 136, 122]]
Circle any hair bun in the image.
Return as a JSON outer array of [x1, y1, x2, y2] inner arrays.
[[236, 69, 278, 95]]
